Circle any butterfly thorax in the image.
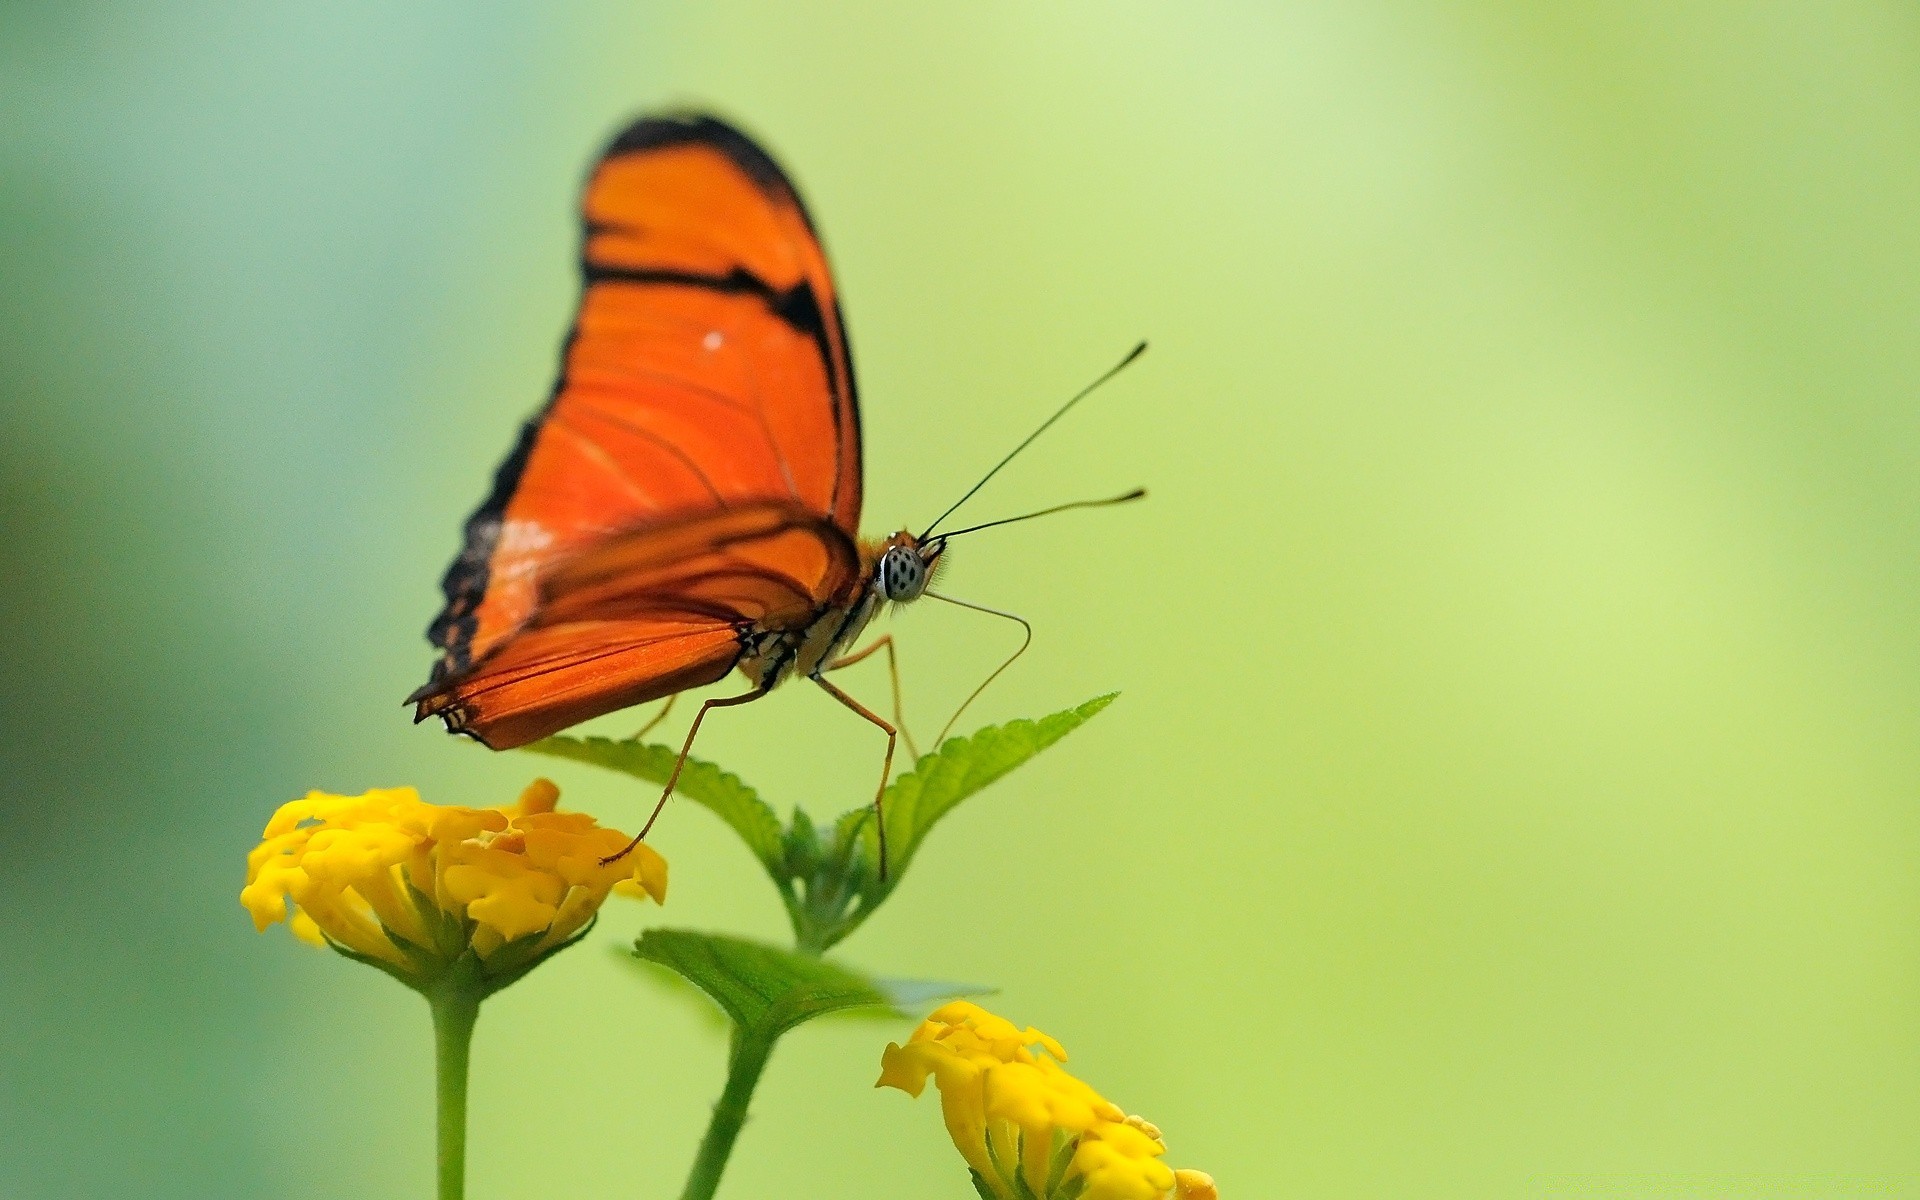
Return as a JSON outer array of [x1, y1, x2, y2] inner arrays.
[[734, 529, 942, 691], [735, 586, 882, 690]]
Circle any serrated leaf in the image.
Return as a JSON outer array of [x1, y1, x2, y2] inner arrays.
[[633, 928, 984, 1037], [520, 736, 784, 873], [841, 693, 1118, 879]]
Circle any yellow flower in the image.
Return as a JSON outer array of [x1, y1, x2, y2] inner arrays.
[[878, 1002, 1217, 1200], [241, 778, 666, 992]]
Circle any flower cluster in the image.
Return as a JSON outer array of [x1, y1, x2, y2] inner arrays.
[[241, 778, 666, 993], [878, 1002, 1216, 1200]]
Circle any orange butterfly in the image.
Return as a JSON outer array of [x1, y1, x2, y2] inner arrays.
[[408, 114, 1141, 863]]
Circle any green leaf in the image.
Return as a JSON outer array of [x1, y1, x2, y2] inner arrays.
[[843, 693, 1118, 880], [783, 806, 822, 879], [520, 736, 785, 873], [632, 928, 985, 1037]]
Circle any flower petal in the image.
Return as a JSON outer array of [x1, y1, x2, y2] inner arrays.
[[240, 782, 658, 990]]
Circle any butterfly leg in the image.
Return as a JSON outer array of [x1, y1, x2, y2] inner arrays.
[[824, 634, 920, 761], [627, 692, 678, 742], [811, 674, 897, 882], [600, 685, 768, 865]]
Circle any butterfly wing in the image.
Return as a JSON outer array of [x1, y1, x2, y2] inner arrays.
[[415, 502, 859, 749], [411, 114, 863, 745]]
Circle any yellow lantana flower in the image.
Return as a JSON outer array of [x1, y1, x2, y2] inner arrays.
[[241, 778, 665, 993], [878, 1002, 1217, 1200]]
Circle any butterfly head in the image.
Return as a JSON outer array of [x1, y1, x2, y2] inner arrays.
[[876, 531, 946, 603]]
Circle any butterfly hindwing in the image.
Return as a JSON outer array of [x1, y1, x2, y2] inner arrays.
[[414, 504, 860, 749]]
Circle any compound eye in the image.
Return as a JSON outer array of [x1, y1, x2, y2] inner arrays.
[[880, 546, 926, 601]]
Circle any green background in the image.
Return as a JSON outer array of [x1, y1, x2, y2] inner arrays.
[[5, 4, 1917, 1197]]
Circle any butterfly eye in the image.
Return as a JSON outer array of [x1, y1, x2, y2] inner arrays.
[[879, 546, 927, 601]]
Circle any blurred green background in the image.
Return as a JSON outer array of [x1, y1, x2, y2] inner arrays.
[[5, 4, 1918, 1197]]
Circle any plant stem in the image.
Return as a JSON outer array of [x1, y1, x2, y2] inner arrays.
[[429, 979, 481, 1200], [793, 921, 832, 958], [679, 1026, 778, 1200]]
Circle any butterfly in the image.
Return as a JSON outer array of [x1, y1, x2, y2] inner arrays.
[[408, 113, 1142, 865]]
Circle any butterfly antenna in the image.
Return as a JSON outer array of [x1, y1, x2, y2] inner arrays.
[[921, 341, 1148, 540], [934, 487, 1147, 541], [923, 590, 1033, 750]]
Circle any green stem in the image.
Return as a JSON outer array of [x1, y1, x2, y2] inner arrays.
[[429, 976, 481, 1200], [793, 919, 832, 958], [679, 1026, 778, 1200]]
